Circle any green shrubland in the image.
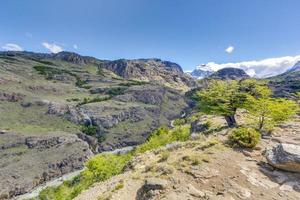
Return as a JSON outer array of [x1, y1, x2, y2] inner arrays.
[[228, 127, 260, 148], [37, 124, 191, 200], [193, 79, 298, 130]]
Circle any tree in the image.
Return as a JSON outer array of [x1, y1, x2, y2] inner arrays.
[[193, 80, 247, 127], [245, 96, 298, 132], [193, 79, 297, 129]]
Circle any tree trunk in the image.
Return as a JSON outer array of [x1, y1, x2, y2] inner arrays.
[[225, 115, 237, 127]]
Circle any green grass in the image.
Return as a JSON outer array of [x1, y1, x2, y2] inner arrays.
[[0, 102, 79, 134], [33, 65, 91, 89], [36, 124, 191, 200]]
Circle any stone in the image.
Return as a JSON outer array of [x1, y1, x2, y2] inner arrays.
[[187, 184, 205, 198], [266, 143, 300, 173], [144, 178, 168, 191]]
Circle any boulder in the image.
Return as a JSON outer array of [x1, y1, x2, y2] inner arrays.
[[266, 143, 300, 173], [143, 178, 168, 191]]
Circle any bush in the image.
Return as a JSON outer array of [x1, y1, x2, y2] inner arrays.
[[228, 127, 260, 148], [85, 154, 132, 182], [173, 118, 186, 126], [106, 87, 126, 96], [38, 124, 191, 199], [136, 125, 190, 154], [81, 125, 98, 136]]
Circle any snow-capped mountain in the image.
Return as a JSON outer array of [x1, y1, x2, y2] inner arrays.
[[288, 61, 300, 72], [187, 64, 214, 79], [188, 57, 300, 79]]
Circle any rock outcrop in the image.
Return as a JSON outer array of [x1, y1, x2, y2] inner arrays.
[[99, 59, 197, 90], [0, 132, 93, 199], [266, 143, 300, 173]]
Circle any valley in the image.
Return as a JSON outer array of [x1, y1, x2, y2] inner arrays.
[[0, 51, 299, 200]]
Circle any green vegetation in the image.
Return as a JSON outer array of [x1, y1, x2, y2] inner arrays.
[[30, 58, 55, 66], [193, 79, 298, 130], [246, 97, 298, 132], [77, 96, 111, 106], [37, 125, 191, 199], [119, 80, 148, 87], [106, 87, 127, 96], [136, 125, 190, 154], [193, 80, 246, 127], [34, 65, 91, 89], [81, 125, 98, 136], [173, 118, 186, 126], [228, 127, 260, 148]]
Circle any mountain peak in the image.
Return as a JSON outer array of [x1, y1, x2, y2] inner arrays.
[[209, 67, 250, 80], [289, 61, 300, 72]]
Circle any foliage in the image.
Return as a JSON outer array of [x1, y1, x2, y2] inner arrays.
[[173, 118, 186, 126], [39, 153, 131, 200], [33, 65, 91, 89], [193, 80, 247, 126], [118, 80, 148, 87], [192, 79, 295, 129], [136, 125, 190, 154], [37, 124, 191, 199], [228, 127, 260, 148], [106, 87, 127, 96], [77, 96, 111, 106], [81, 125, 98, 136], [245, 96, 298, 131], [85, 154, 132, 182]]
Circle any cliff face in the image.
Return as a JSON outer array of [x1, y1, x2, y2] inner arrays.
[[0, 132, 93, 199], [99, 59, 197, 90]]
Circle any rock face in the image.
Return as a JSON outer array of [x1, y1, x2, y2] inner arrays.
[[268, 68, 300, 98], [266, 143, 300, 173], [209, 67, 250, 80], [0, 92, 24, 102], [0, 132, 93, 199], [99, 59, 197, 90], [48, 85, 188, 151]]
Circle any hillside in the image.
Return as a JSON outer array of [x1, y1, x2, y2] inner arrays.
[[268, 61, 300, 98], [0, 51, 196, 199], [68, 114, 300, 200]]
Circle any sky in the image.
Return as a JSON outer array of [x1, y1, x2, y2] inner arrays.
[[1, 0, 300, 74]]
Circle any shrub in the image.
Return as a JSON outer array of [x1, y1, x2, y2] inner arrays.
[[159, 151, 170, 162], [228, 127, 260, 148], [173, 118, 186, 126], [77, 96, 111, 106], [106, 87, 126, 96], [85, 154, 132, 182], [81, 125, 98, 136]]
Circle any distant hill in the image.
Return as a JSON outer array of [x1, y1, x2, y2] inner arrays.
[[209, 67, 250, 80], [288, 61, 300, 72], [268, 61, 300, 98]]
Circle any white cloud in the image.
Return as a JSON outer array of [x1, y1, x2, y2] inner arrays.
[[42, 42, 63, 53], [200, 55, 300, 77], [225, 45, 234, 54], [73, 44, 78, 49], [1, 43, 23, 51]]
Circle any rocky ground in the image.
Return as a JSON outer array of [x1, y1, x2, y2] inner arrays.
[[75, 117, 300, 200]]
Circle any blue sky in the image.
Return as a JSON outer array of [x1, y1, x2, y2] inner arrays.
[[1, 0, 300, 72]]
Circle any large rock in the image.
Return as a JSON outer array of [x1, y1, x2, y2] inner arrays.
[[266, 143, 300, 173]]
